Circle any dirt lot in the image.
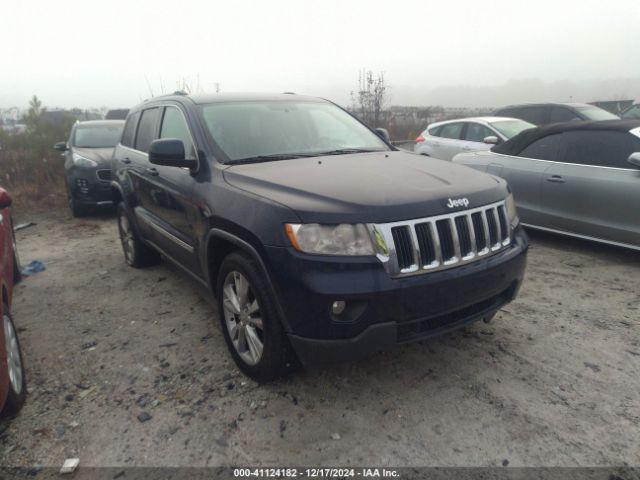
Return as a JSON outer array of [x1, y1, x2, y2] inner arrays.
[[1, 210, 639, 468]]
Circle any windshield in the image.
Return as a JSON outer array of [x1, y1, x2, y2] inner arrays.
[[575, 106, 619, 121], [200, 101, 389, 163], [489, 119, 535, 139], [73, 124, 123, 148], [622, 105, 640, 119]]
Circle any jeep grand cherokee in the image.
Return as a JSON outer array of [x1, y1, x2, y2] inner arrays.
[[111, 93, 528, 382]]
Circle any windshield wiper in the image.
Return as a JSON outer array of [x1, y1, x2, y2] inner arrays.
[[314, 148, 384, 156], [225, 153, 320, 165]]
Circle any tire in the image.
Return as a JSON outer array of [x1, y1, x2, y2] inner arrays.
[[2, 307, 26, 417], [216, 252, 295, 382], [68, 195, 87, 218], [116, 203, 160, 268]]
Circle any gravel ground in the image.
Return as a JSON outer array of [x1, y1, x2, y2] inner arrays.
[[1, 210, 639, 469]]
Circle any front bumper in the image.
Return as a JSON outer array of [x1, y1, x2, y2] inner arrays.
[[67, 168, 114, 207], [264, 225, 528, 366]]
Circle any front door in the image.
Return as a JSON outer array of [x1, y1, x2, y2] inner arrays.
[[540, 130, 640, 246]]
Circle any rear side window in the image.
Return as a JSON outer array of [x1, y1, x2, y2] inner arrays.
[[549, 107, 581, 124], [428, 125, 442, 137], [562, 131, 640, 169], [160, 107, 196, 159], [135, 108, 160, 153], [464, 123, 495, 142], [439, 123, 464, 140], [121, 112, 140, 148], [518, 134, 562, 161], [517, 106, 548, 125]]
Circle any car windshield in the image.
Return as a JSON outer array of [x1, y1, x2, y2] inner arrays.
[[73, 124, 123, 148], [575, 106, 619, 121], [622, 105, 640, 119], [489, 119, 535, 139], [200, 101, 389, 163]]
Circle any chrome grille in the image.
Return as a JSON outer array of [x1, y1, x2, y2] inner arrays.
[[372, 200, 512, 278]]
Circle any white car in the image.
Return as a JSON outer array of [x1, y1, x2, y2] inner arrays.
[[414, 117, 534, 161]]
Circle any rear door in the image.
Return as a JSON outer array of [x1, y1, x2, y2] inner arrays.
[[497, 133, 564, 226], [540, 130, 640, 246]]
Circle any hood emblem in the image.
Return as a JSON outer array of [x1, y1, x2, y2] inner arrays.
[[446, 197, 470, 209]]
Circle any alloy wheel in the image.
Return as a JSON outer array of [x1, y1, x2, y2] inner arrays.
[[222, 271, 264, 366], [3, 314, 23, 395]]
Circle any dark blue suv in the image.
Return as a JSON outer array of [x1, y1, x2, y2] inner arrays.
[[111, 93, 528, 382]]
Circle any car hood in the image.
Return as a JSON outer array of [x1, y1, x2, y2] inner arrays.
[[74, 147, 115, 166], [222, 151, 508, 223]]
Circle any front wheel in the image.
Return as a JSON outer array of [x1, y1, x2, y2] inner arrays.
[[116, 203, 160, 268], [216, 252, 294, 382], [2, 308, 26, 417]]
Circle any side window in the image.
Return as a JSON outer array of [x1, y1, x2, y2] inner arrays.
[[121, 112, 140, 148], [549, 107, 581, 124], [160, 107, 196, 159], [428, 125, 442, 137], [622, 105, 640, 119], [439, 123, 464, 140], [464, 123, 495, 142], [518, 134, 563, 161], [518, 106, 548, 125], [134, 108, 160, 153], [562, 131, 640, 169]]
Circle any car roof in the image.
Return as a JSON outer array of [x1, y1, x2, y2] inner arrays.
[[496, 102, 593, 110], [76, 119, 125, 126], [492, 119, 640, 156], [136, 92, 328, 108], [428, 116, 523, 129]]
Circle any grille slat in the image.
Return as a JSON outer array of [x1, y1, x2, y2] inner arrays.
[[378, 200, 512, 278], [96, 169, 111, 181], [454, 216, 473, 258], [391, 226, 414, 270]]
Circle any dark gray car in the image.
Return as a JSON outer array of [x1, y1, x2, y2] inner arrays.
[[494, 102, 619, 126], [452, 120, 640, 250], [54, 120, 124, 216]]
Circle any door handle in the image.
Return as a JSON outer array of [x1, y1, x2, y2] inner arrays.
[[122, 157, 132, 164], [146, 167, 159, 176], [546, 175, 565, 183]]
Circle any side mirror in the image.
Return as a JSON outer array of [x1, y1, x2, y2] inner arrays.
[[54, 141, 69, 152], [0, 188, 12, 209], [483, 136, 499, 145], [628, 152, 640, 168], [375, 128, 391, 144], [149, 139, 197, 169]]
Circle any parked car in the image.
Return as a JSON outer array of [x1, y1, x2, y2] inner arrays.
[[0, 187, 26, 417], [494, 103, 619, 126], [111, 93, 528, 382], [414, 117, 534, 160], [621, 104, 640, 119], [452, 120, 640, 250], [54, 120, 125, 216]]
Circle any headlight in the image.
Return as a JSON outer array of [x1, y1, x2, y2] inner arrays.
[[285, 223, 375, 255], [506, 193, 519, 227], [72, 153, 97, 167]]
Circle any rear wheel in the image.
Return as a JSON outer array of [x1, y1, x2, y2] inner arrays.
[[217, 252, 294, 382], [2, 308, 26, 417], [117, 203, 160, 268]]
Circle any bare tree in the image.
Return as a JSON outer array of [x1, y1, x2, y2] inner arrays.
[[350, 70, 389, 127]]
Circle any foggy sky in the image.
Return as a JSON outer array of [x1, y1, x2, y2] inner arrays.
[[2, 0, 639, 109]]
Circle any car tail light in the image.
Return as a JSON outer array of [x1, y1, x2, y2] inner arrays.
[[415, 136, 425, 143]]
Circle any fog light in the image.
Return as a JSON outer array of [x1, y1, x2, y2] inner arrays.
[[331, 300, 346, 315]]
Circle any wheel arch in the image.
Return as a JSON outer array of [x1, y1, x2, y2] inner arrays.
[[204, 228, 291, 332]]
